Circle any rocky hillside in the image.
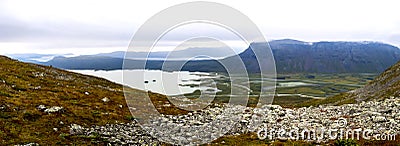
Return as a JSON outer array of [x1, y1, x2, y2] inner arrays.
[[0, 56, 184, 145], [77, 97, 400, 145], [0, 55, 129, 145]]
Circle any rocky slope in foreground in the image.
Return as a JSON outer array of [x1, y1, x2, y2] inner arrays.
[[0, 56, 131, 145], [71, 97, 400, 145], [0, 56, 184, 145]]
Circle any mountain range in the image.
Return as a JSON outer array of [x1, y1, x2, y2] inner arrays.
[[96, 47, 236, 60], [40, 39, 400, 73], [270, 39, 400, 73], [6, 53, 74, 64]]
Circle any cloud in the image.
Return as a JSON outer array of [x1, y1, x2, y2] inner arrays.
[[0, 0, 399, 55]]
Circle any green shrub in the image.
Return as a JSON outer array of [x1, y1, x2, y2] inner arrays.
[[0, 91, 11, 97], [0, 112, 12, 119], [23, 112, 41, 121], [125, 115, 135, 121], [335, 139, 359, 146]]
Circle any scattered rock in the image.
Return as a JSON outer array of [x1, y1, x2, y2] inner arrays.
[[68, 97, 400, 145], [373, 116, 386, 122], [14, 143, 40, 146], [44, 106, 64, 114], [36, 105, 46, 111], [0, 105, 6, 111], [32, 72, 45, 77], [70, 124, 84, 135], [102, 97, 110, 102]]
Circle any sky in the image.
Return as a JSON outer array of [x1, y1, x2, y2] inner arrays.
[[0, 0, 399, 55]]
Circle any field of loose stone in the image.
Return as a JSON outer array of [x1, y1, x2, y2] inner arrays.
[[68, 96, 400, 145]]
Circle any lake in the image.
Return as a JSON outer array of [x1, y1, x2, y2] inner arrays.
[[277, 82, 314, 87], [69, 70, 221, 96]]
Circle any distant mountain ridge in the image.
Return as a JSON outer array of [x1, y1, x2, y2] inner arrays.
[[96, 47, 235, 60], [268, 39, 400, 73], [43, 39, 400, 73], [6, 53, 74, 64]]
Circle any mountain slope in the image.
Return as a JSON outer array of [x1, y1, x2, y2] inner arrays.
[[0, 56, 184, 145], [0, 56, 130, 144], [47, 55, 124, 70]]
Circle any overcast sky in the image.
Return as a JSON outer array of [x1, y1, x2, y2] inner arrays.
[[0, 0, 399, 55]]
